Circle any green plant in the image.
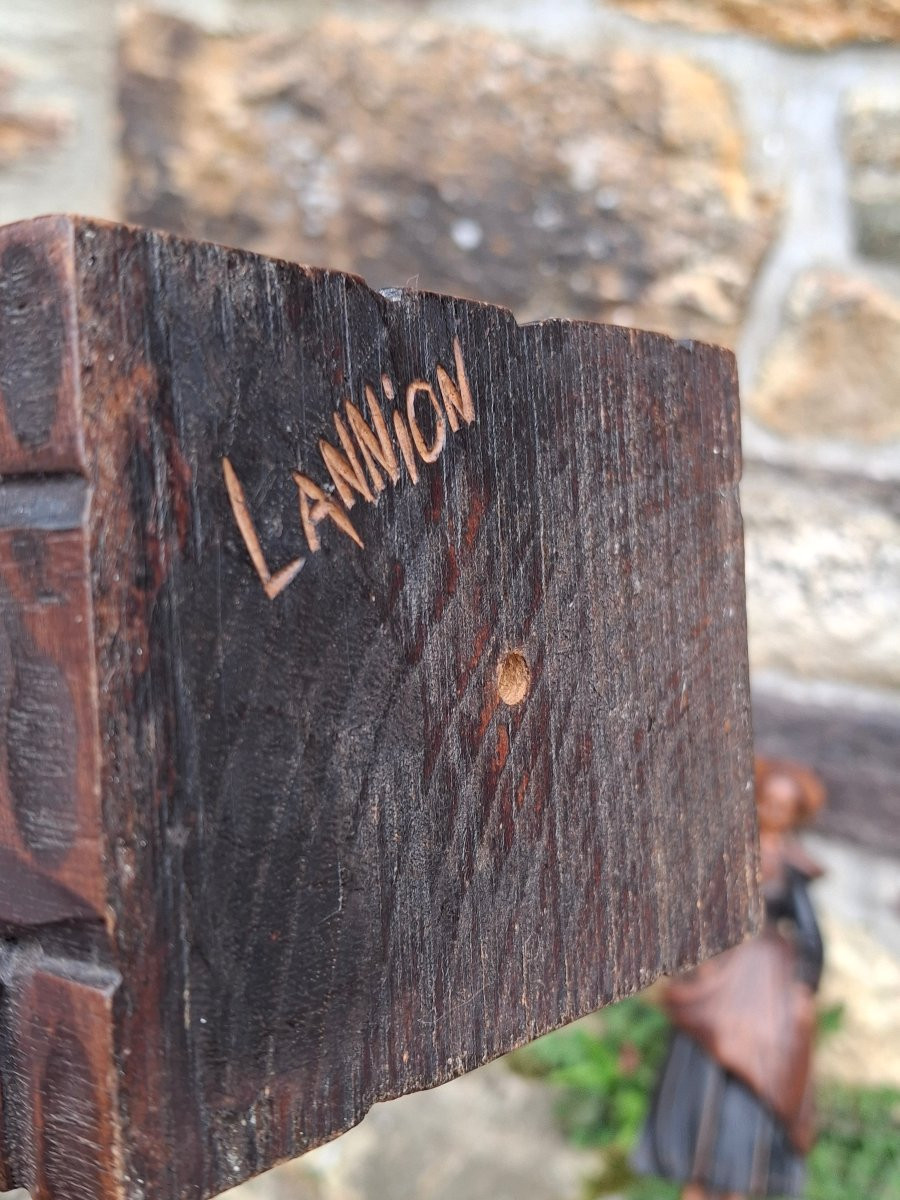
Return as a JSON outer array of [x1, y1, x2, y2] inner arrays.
[[816, 1002, 845, 1040], [510, 995, 900, 1200], [510, 996, 670, 1154], [807, 1083, 900, 1200]]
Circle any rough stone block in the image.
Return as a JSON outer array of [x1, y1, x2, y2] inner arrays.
[[0, 62, 65, 166], [119, 12, 777, 347], [749, 269, 900, 444], [605, 0, 900, 48], [742, 462, 900, 689], [844, 86, 900, 265]]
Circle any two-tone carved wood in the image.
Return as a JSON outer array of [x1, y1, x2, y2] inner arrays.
[[0, 215, 758, 1200]]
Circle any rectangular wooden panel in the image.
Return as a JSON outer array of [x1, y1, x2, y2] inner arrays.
[[0, 484, 105, 927], [0, 215, 758, 1200], [3, 958, 122, 1200]]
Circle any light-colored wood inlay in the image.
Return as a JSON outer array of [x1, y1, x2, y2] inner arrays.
[[293, 472, 364, 551], [224, 340, 477, 597], [346, 387, 400, 492], [497, 651, 531, 706], [436, 339, 476, 432], [320, 413, 374, 509], [406, 381, 446, 464], [222, 457, 305, 599], [392, 410, 420, 484]]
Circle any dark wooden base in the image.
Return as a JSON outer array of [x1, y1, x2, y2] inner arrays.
[[0, 216, 757, 1200]]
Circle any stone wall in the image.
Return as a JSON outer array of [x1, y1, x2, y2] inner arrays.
[[606, 0, 900, 48], [1, 0, 898, 1110]]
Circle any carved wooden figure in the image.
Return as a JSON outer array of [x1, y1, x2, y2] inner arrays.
[[633, 758, 826, 1199], [0, 216, 757, 1200]]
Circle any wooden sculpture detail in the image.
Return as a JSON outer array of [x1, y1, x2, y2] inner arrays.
[[633, 758, 826, 1199], [0, 215, 757, 1200]]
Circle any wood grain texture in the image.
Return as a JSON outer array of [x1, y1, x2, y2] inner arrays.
[[0, 215, 757, 1200]]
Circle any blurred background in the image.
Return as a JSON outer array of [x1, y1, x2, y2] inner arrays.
[[1, 1, 897, 1197]]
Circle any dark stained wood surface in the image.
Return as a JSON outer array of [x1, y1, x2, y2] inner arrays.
[[0, 215, 757, 1200]]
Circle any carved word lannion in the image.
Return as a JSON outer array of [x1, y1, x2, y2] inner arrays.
[[223, 337, 475, 599]]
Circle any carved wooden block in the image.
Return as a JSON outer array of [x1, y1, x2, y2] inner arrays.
[[0, 215, 758, 1200]]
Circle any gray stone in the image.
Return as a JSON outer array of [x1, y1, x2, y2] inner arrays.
[[0, 61, 65, 166], [221, 1059, 591, 1200], [753, 672, 900, 857], [803, 836, 900, 1088], [742, 462, 900, 690], [0, 0, 116, 227], [844, 86, 900, 264]]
